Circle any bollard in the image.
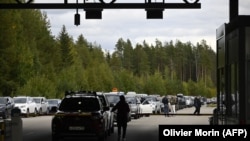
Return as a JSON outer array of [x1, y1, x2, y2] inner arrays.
[[11, 108, 22, 141]]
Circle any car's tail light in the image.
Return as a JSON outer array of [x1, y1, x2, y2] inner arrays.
[[91, 113, 104, 132], [52, 117, 62, 132]]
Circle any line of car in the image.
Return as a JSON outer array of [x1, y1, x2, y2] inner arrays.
[[0, 96, 61, 119]]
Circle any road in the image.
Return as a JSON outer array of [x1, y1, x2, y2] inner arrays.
[[21, 105, 214, 141]]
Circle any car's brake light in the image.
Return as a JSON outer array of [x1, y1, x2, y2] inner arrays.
[[91, 113, 104, 131]]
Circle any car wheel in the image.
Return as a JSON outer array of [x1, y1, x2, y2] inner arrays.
[[26, 109, 30, 118], [157, 108, 161, 114], [33, 108, 38, 117], [46, 108, 49, 115], [39, 108, 43, 115], [2, 110, 8, 119]]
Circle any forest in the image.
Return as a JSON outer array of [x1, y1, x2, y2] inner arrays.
[[0, 1, 217, 98]]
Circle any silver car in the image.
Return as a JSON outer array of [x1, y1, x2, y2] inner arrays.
[[0, 97, 15, 119]]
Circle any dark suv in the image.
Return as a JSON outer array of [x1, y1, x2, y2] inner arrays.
[[51, 91, 110, 141]]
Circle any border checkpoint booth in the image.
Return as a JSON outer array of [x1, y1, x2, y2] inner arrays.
[[214, 0, 250, 125]]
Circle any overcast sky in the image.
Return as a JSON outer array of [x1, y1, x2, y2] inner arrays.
[[34, 0, 250, 53]]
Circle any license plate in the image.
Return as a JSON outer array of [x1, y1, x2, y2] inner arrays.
[[69, 126, 85, 131]]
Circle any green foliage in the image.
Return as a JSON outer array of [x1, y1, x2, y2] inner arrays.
[[143, 72, 166, 95], [16, 75, 57, 98], [0, 7, 217, 98]]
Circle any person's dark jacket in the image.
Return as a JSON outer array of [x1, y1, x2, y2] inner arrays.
[[111, 95, 130, 124], [162, 96, 169, 105], [194, 97, 201, 108]]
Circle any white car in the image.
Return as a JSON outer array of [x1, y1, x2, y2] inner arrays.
[[13, 96, 38, 117], [139, 99, 154, 117], [33, 97, 49, 115], [141, 96, 162, 114]]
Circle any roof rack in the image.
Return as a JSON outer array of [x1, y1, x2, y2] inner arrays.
[[64, 90, 97, 97]]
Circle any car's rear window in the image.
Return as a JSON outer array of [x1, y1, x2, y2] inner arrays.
[[59, 97, 100, 112], [105, 95, 120, 104]]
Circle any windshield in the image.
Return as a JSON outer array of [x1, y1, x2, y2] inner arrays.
[[143, 96, 157, 102], [48, 100, 59, 104], [59, 97, 100, 112], [125, 97, 136, 104], [0, 98, 6, 104], [14, 98, 27, 103], [33, 98, 41, 103]]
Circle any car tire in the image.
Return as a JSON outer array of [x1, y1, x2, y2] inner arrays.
[[39, 108, 43, 115], [33, 108, 38, 117], [26, 109, 30, 118], [46, 108, 49, 115], [2, 110, 8, 119]]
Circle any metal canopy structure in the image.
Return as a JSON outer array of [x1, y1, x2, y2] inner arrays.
[[0, 0, 201, 25], [0, 0, 201, 9], [0, 3, 201, 9]]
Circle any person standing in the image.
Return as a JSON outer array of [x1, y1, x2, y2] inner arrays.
[[162, 95, 169, 117], [111, 95, 130, 141], [193, 96, 202, 115], [170, 96, 177, 115]]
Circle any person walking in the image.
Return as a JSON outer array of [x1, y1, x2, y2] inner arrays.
[[111, 95, 130, 141], [162, 95, 169, 117], [193, 96, 202, 115]]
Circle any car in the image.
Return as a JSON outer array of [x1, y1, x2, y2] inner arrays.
[[104, 92, 132, 122], [13, 96, 38, 117], [51, 91, 110, 141], [47, 99, 61, 113], [33, 96, 49, 115], [139, 99, 154, 117], [0, 97, 15, 119], [176, 94, 186, 110], [125, 95, 141, 119], [97, 92, 114, 136], [141, 95, 162, 114]]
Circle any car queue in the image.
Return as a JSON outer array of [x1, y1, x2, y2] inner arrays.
[[0, 92, 205, 120], [0, 96, 62, 119], [0, 92, 208, 141]]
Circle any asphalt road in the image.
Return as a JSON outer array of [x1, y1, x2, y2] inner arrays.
[[20, 105, 214, 141]]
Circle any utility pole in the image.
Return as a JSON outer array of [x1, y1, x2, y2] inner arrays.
[[229, 0, 238, 22]]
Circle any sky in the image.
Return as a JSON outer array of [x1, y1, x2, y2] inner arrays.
[[34, 0, 250, 53]]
